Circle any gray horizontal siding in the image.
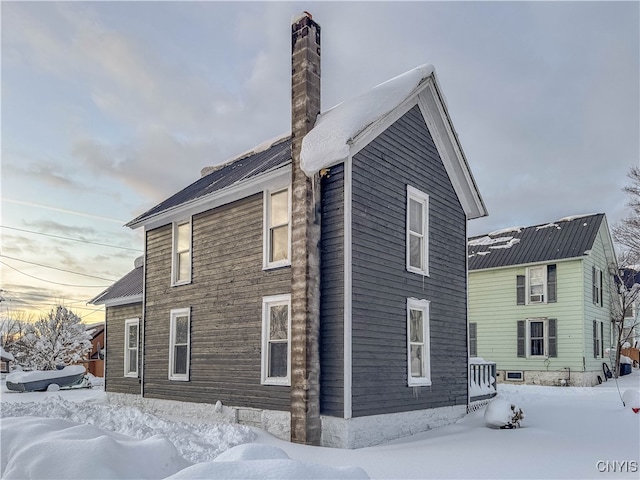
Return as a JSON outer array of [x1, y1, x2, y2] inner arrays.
[[319, 163, 345, 417], [105, 303, 142, 395], [143, 193, 291, 411], [351, 105, 468, 417]]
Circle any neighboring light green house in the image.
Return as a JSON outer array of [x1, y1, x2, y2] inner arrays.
[[468, 213, 616, 387]]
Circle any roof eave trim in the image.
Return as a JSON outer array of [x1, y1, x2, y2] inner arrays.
[[126, 164, 292, 231], [469, 255, 588, 273], [94, 294, 143, 307]]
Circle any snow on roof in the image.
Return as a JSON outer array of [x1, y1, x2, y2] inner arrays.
[[535, 223, 561, 231], [557, 213, 598, 222], [468, 235, 515, 247], [488, 226, 523, 236], [300, 64, 435, 176]]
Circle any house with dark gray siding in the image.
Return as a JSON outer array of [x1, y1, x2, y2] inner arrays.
[[92, 13, 487, 448]]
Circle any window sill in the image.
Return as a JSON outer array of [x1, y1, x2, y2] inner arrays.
[[168, 376, 189, 382], [171, 280, 192, 287], [262, 378, 290, 386], [263, 262, 291, 271], [407, 267, 429, 277], [408, 379, 432, 387], [124, 373, 138, 378]]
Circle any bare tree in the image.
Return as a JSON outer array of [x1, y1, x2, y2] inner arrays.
[[609, 252, 640, 377], [613, 166, 640, 262], [0, 309, 33, 355]]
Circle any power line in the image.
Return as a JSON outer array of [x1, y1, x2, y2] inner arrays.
[[0, 225, 142, 252], [0, 261, 110, 288], [0, 255, 119, 282]]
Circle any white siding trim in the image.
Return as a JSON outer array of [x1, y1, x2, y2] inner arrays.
[[344, 156, 353, 419]]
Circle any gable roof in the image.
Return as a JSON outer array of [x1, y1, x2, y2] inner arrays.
[[126, 64, 487, 229], [90, 264, 143, 306], [468, 214, 608, 271], [126, 136, 292, 228]]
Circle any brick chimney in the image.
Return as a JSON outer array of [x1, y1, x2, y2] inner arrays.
[[290, 12, 321, 446]]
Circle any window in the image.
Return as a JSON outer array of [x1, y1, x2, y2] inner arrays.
[[264, 189, 291, 269], [261, 295, 291, 385], [517, 318, 557, 358], [407, 298, 431, 386], [169, 308, 190, 381], [592, 267, 603, 306], [172, 220, 191, 285], [469, 322, 477, 357], [406, 186, 429, 276], [516, 264, 557, 305], [593, 320, 604, 358], [124, 318, 139, 377]]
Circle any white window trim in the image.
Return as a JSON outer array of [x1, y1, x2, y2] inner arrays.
[[407, 298, 431, 386], [406, 186, 429, 276], [124, 318, 139, 378], [261, 294, 291, 386], [526, 318, 548, 358], [263, 188, 292, 270], [171, 219, 192, 286], [169, 308, 191, 381], [526, 266, 547, 305]]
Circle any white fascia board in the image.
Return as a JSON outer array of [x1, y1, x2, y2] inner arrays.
[[102, 295, 143, 308], [417, 78, 487, 220], [128, 165, 292, 231]]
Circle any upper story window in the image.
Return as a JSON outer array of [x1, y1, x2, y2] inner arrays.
[[169, 308, 190, 381], [406, 186, 429, 276], [264, 188, 291, 269], [593, 320, 604, 358], [592, 267, 603, 307], [124, 318, 139, 378], [261, 294, 291, 385], [407, 298, 431, 386], [172, 220, 192, 285], [517, 264, 557, 305]]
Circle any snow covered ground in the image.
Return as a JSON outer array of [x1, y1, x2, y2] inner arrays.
[[1, 371, 639, 479]]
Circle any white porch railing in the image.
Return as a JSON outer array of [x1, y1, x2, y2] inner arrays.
[[469, 358, 497, 402]]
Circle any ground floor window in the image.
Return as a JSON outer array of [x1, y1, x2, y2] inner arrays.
[[169, 308, 190, 381], [593, 320, 604, 358], [124, 318, 139, 377], [261, 294, 291, 386], [407, 298, 431, 386], [517, 318, 557, 358]]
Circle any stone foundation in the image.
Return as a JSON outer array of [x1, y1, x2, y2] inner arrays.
[[497, 370, 603, 387]]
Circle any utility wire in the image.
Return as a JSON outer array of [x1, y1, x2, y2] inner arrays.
[[0, 225, 142, 252], [0, 261, 110, 288], [0, 255, 119, 282]]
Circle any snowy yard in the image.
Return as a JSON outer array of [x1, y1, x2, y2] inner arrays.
[[1, 371, 639, 479]]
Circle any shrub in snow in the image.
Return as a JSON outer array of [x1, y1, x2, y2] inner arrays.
[[12, 305, 92, 371], [484, 398, 525, 429]]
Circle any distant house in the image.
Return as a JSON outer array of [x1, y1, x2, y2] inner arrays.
[[1, 346, 14, 373], [92, 13, 487, 448], [83, 323, 105, 377], [621, 267, 640, 349], [468, 214, 616, 386]]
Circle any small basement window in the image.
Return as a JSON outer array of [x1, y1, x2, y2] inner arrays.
[[505, 371, 524, 381]]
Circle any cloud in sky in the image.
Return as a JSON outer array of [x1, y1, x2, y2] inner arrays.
[[1, 1, 638, 321]]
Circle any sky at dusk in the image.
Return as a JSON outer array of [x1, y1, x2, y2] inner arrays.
[[1, 1, 638, 324]]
